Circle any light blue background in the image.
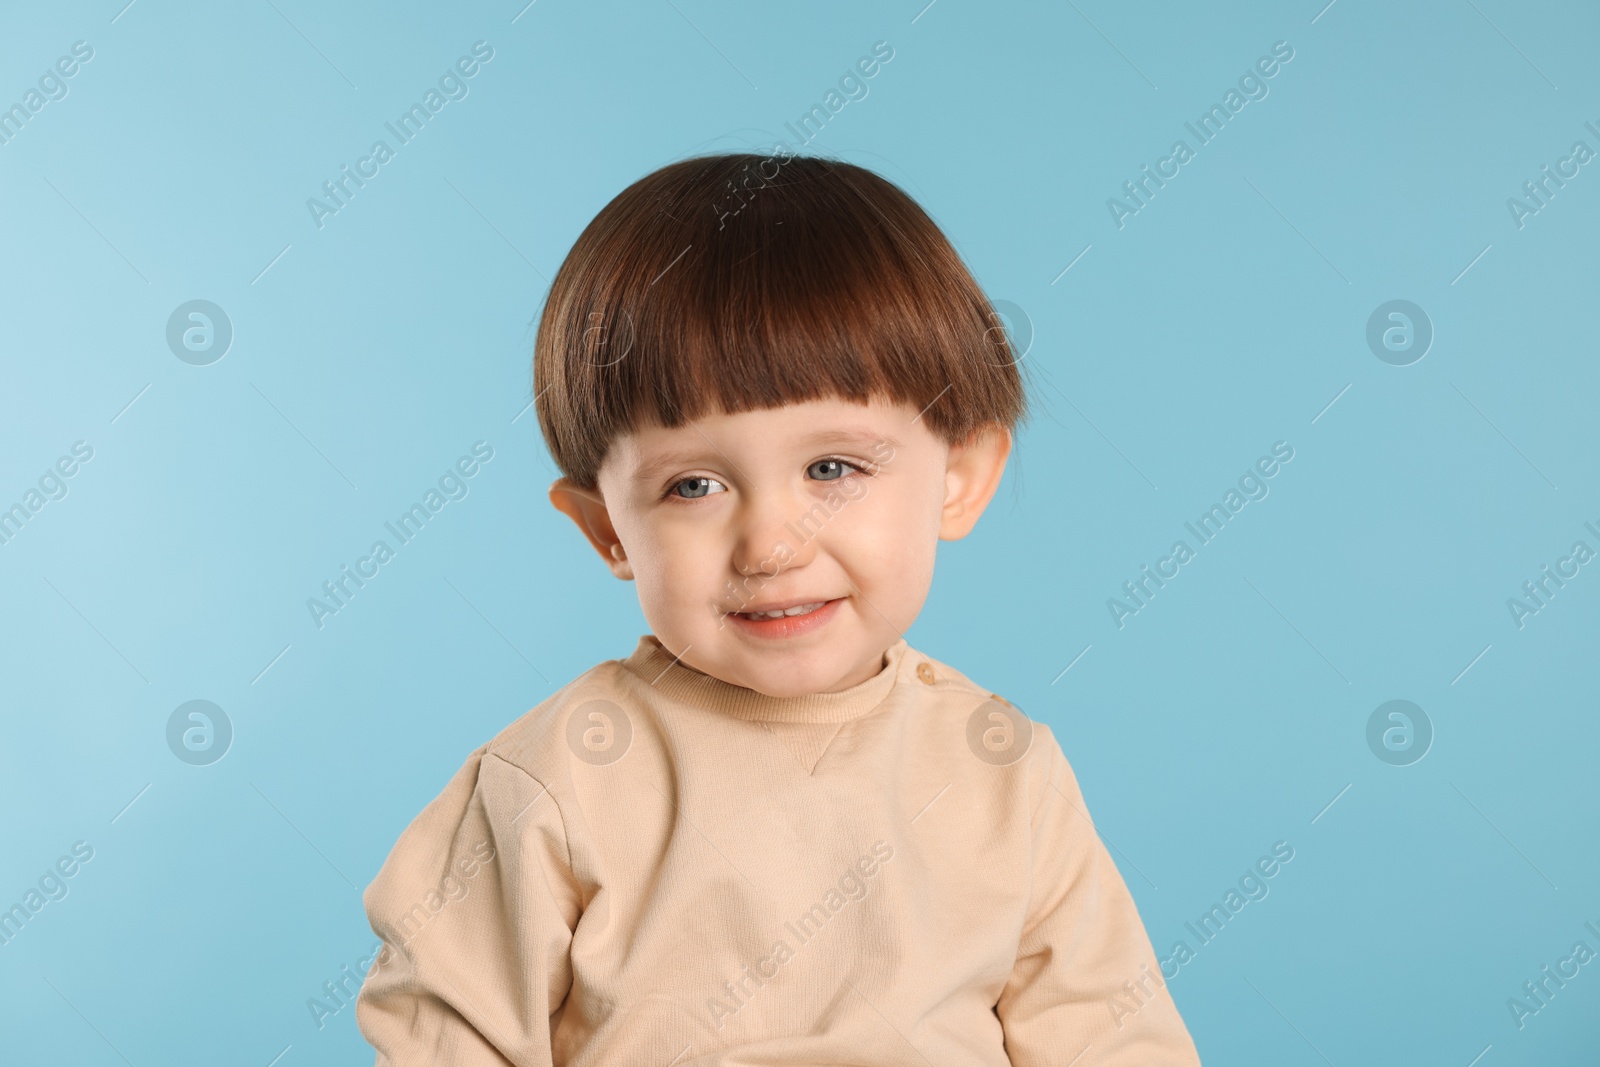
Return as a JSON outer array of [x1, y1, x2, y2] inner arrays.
[[2, 0, 1597, 1063]]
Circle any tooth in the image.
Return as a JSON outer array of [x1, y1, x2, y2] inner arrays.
[[744, 602, 823, 620]]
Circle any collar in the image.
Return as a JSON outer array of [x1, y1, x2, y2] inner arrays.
[[620, 633, 911, 723]]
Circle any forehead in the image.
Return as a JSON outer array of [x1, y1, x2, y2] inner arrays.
[[604, 396, 922, 483]]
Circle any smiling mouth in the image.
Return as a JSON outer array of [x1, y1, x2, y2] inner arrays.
[[728, 599, 835, 621]]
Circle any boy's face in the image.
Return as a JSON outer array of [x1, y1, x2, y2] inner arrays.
[[549, 396, 1011, 698]]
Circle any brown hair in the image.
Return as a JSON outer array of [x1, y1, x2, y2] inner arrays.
[[532, 150, 1031, 490]]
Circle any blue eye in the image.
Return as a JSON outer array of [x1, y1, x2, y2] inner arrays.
[[669, 476, 725, 499], [808, 458, 860, 481]]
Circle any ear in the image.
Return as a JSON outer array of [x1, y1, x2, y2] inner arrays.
[[548, 477, 634, 580], [938, 423, 1011, 541]]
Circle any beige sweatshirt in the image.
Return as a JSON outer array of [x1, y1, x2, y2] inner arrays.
[[356, 635, 1201, 1065]]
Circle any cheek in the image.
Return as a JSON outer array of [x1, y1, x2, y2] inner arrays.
[[630, 531, 682, 589], [629, 518, 718, 607], [843, 483, 939, 585]]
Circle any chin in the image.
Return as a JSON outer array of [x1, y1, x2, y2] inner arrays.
[[728, 660, 821, 698], [769, 678, 831, 698]]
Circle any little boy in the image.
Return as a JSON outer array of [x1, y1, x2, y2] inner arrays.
[[356, 151, 1201, 1065]]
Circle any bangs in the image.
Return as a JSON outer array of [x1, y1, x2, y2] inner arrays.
[[534, 152, 1029, 488]]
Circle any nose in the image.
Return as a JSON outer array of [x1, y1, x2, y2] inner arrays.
[[731, 485, 818, 579]]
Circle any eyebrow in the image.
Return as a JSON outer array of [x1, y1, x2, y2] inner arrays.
[[630, 427, 901, 485]]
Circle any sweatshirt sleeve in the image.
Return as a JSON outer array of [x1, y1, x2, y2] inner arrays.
[[356, 746, 581, 1066], [995, 728, 1202, 1066]]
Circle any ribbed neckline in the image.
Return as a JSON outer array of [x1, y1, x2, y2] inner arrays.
[[620, 634, 910, 723]]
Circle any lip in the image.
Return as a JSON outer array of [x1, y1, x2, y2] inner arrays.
[[725, 597, 843, 639]]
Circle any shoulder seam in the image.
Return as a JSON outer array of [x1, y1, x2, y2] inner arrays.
[[483, 750, 573, 873], [1029, 724, 1067, 833]]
